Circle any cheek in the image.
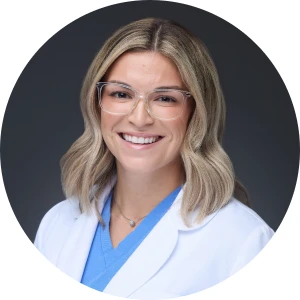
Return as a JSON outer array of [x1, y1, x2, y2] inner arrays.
[[168, 119, 189, 150], [175, 106, 193, 141], [100, 114, 117, 144], [174, 110, 192, 148], [100, 115, 109, 140]]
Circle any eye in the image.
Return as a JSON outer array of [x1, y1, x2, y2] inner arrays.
[[155, 96, 177, 103], [110, 91, 132, 99]]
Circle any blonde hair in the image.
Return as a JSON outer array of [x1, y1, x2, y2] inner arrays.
[[60, 18, 250, 226]]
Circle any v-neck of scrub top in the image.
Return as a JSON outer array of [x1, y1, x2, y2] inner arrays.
[[80, 185, 182, 292]]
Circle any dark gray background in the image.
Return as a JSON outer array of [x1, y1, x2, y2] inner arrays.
[[0, 1, 299, 242]]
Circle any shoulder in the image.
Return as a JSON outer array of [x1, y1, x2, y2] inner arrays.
[[40, 197, 80, 225], [176, 197, 275, 262], [201, 198, 274, 274], [175, 195, 274, 237], [34, 198, 81, 251], [198, 197, 275, 249], [175, 198, 275, 278], [217, 198, 275, 274], [215, 198, 274, 237]]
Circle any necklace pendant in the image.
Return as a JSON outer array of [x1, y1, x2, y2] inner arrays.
[[129, 220, 136, 227]]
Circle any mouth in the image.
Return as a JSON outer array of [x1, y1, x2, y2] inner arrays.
[[118, 133, 164, 145]]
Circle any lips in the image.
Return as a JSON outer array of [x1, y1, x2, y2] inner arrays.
[[118, 133, 164, 144]]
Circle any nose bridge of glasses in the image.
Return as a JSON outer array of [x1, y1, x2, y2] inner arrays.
[[132, 91, 149, 111], [135, 91, 147, 102]]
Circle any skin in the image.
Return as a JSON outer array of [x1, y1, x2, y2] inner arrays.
[[100, 51, 194, 247]]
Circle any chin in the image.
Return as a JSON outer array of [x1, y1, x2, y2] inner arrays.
[[117, 158, 161, 174]]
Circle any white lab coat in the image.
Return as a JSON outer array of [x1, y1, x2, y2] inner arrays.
[[34, 178, 274, 299]]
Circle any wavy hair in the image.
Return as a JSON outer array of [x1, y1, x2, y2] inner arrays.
[[60, 18, 250, 225]]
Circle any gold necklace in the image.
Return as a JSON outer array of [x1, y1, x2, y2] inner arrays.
[[115, 201, 148, 227], [114, 199, 148, 228]]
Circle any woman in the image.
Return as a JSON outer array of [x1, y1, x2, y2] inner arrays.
[[34, 18, 274, 299]]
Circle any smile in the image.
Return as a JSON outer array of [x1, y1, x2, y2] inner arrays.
[[119, 133, 164, 144]]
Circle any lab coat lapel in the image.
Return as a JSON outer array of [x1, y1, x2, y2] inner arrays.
[[55, 211, 98, 281], [103, 213, 178, 298], [56, 179, 116, 281]]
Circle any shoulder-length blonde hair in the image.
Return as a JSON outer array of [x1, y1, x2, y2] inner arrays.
[[61, 18, 250, 226]]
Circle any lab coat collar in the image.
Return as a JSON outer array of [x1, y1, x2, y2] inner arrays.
[[70, 176, 219, 231], [169, 187, 220, 231]]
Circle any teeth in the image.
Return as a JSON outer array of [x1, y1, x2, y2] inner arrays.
[[123, 134, 131, 142], [122, 134, 159, 144]]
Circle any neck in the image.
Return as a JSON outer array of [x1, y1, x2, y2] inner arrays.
[[111, 159, 185, 220]]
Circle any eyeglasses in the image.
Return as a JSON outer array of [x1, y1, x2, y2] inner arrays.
[[96, 82, 191, 120]]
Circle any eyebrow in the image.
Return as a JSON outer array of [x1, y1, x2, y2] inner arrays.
[[108, 80, 185, 91]]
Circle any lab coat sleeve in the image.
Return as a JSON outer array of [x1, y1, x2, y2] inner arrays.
[[229, 224, 274, 276]]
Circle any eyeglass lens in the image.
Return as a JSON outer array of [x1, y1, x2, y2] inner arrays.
[[98, 83, 185, 119]]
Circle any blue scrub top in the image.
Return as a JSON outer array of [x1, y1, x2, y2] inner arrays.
[[81, 186, 181, 292]]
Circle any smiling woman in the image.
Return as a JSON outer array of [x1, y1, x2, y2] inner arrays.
[[34, 18, 274, 299]]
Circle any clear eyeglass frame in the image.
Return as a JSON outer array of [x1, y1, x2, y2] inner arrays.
[[96, 81, 192, 121]]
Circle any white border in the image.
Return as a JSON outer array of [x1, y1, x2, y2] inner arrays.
[[0, 1, 299, 299]]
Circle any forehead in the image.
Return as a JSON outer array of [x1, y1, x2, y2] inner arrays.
[[104, 51, 185, 91]]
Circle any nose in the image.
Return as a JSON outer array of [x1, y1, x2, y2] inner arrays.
[[127, 95, 155, 127]]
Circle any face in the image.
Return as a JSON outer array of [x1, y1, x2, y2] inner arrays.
[[100, 51, 193, 174]]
